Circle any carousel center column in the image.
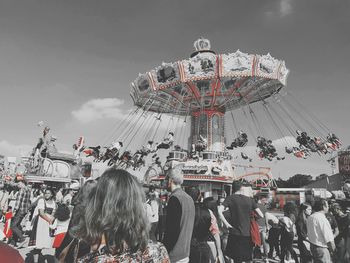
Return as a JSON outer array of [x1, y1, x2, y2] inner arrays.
[[190, 109, 225, 152]]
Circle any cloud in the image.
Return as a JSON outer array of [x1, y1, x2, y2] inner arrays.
[[280, 0, 292, 16], [0, 140, 33, 158], [264, 0, 293, 18], [72, 98, 129, 123]]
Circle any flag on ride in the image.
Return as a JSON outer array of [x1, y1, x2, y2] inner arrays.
[[77, 136, 85, 151]]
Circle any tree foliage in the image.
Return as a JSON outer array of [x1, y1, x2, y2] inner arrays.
[[276, 174, 314, 188]]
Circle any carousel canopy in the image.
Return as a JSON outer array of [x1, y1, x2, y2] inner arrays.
[[130, 38, 289, 116]]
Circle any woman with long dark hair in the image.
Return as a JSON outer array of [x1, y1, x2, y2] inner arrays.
[[55, 179, 97, 262], [190, 205, 214, 263], [70, 168, 169, 262]]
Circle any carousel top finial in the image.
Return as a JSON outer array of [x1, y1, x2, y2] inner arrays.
[[194, 37, 211, 51]]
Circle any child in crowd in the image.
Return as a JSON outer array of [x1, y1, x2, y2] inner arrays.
[[3, 206, 13, 242], [51, 203, 71, 248], [267, 219, 281, 259], [279, 202, 299, 263]]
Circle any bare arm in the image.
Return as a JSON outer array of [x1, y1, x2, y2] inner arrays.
[[255, 207, 264, 218], [327, 241, 336, 255], [333, 226, 339, 239], [213, 231, 224, 263], [218, 204, 232, 229]]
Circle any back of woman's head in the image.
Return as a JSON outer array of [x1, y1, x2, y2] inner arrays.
[[72, 179, 97, 206], [187, 187, 201, 202], [193, 206, 211, 242], [203, 197, 218, 216], [69, 179, 97, 227], [202, 197, 214, 208], [71, 168, 149, 253]]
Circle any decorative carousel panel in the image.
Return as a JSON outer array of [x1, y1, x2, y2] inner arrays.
[[221, 51, 254, 77], [181, 52, 217, 81], [151, 62, 181, 89], [255, 53, 280, 79], [277, 61, 289, 86], [135, 73, 152, 93]]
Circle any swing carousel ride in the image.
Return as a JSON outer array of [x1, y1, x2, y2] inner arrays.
[[128, 37, 290, 192], [16, 38, 340, 195], [75, 37, 339, 196]]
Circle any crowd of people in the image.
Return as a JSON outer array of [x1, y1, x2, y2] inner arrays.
[[0, 179, 77, 262], [1, 168, 350, 263]]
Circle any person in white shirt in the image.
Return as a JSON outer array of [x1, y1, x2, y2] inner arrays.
[[307, 199, 336, 262], [145, 192, 159, 242]]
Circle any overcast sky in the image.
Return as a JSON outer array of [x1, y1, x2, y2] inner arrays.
[[0, 0, 349, 179]]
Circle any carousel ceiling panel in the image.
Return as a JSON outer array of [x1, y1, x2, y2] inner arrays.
[[180, 52, 217, 81], [150, 62, 181, 88], [220, 51, 254, 77], [255, 53, 289, 83]]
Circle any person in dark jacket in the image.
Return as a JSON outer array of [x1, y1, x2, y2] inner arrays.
[[163, 166, 195, 263], [331, 202, 350, 263]]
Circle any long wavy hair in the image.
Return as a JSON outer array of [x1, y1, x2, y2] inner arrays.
[[69, 179, 97, 228], [70, 168, 149, 254]]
